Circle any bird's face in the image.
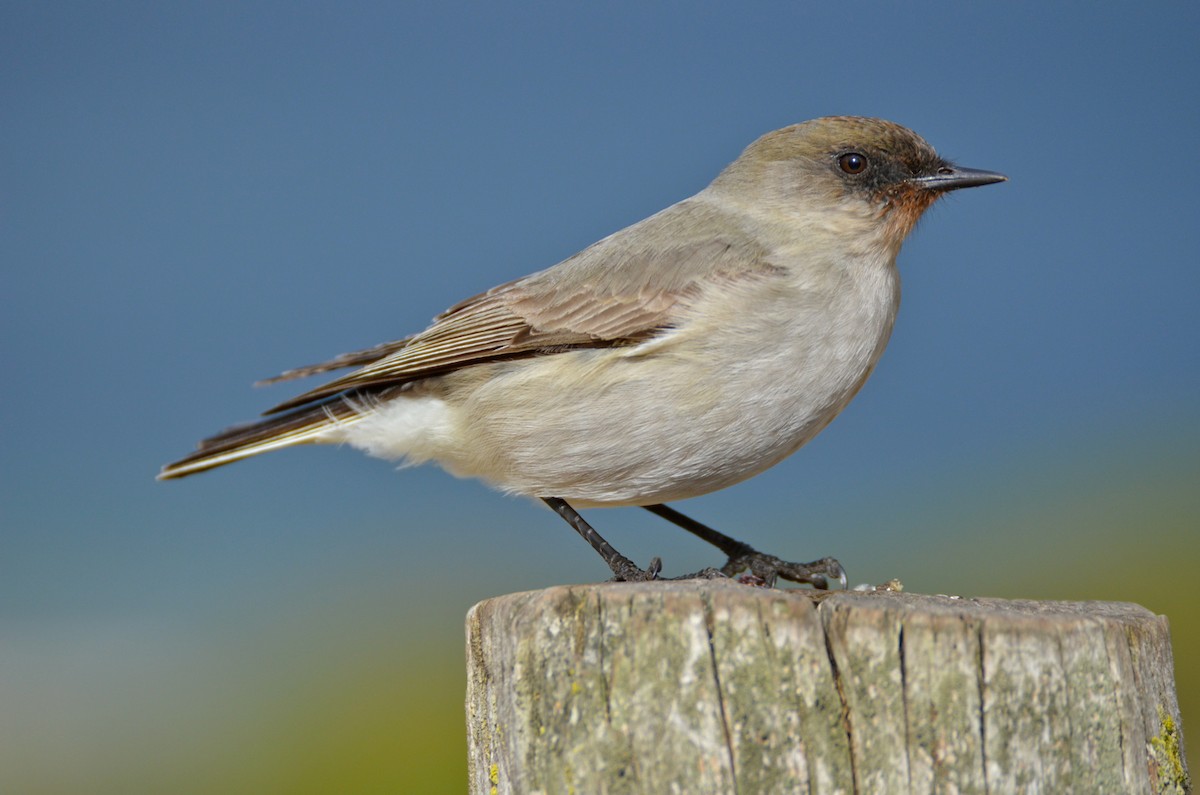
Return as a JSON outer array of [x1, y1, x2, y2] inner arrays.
[[712, 116, 1006, 255]]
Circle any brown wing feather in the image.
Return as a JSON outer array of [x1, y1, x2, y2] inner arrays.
[[254, 338, 414, 386], [263, 290, 625, 413], [262, 199, 777, 415]]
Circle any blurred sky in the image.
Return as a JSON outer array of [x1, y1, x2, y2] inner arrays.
[[2, 2, 1198, 791]]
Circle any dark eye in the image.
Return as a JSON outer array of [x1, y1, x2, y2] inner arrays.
[[838, 152, 868, 175]]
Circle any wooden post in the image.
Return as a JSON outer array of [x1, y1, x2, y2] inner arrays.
[[465, 580, 1189, 794]]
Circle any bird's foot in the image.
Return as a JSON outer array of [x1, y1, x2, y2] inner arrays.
[[722, 551, 847, 590], [609, 556, 728, 582], [608, 551, 845, 589], [608, 555, 662, 582]]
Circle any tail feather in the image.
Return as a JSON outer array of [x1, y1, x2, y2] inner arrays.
[[158, 398, 363, 480]]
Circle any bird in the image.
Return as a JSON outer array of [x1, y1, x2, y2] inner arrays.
[[159, 116, 1006, 588]]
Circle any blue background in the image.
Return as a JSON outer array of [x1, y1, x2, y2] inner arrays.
[[3, 3, 1197, 790]]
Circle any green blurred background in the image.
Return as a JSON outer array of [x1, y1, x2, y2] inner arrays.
[[3, 2, 1197, 791]]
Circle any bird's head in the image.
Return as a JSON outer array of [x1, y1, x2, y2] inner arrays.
[[710, 116, 1006, 255]]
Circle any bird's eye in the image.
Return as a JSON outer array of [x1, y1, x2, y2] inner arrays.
[[838, 152, 868, 175]]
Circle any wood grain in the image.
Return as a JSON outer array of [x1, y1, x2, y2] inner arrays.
[[465, 581, 1189, 794]]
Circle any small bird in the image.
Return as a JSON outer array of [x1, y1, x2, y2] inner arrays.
[[160, 116, 1005, 587]]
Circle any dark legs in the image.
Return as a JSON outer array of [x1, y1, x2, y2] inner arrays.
[[542, 497, 845, 589], [542, 498, 723, 582]]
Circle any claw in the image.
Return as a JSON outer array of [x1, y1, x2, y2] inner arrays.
[[647, 557, 663, 579], [834, 562, 848, 590]]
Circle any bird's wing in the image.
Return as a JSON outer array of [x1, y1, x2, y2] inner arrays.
[[264, 199, 778, 414], [255, 338, 415, 386]]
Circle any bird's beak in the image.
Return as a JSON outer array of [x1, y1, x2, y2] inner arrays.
[[914, 165, 1007, 192]]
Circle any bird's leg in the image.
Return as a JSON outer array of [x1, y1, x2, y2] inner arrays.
[[543, 498, 724, 582], [642, 503, 847, 589]]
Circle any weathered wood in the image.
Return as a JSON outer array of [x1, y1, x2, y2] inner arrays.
[[465, 581, 1190, 794]]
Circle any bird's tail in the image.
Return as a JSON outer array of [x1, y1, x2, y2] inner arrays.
[[157, 399, 363, 480]]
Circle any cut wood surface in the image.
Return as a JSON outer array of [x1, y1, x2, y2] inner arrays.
[[465, 581, 1190, 794]]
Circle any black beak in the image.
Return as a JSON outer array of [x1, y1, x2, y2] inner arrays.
[[914, 165, 1007, 192]]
